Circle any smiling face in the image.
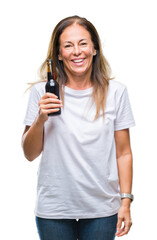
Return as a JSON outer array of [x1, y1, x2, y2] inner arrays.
[[58, 23, 97, 80]]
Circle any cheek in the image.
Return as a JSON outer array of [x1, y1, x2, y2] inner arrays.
[[59, 50, 65, 59], [59, 48, 70, 60], [86, 47, 95, 57]]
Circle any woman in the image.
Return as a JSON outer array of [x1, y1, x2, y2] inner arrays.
[[22, 15, 135, 240]]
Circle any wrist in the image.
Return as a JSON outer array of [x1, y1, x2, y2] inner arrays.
[[121, 198, 131, 208], [121, 193, 134, 202], [37, 113, 47, 125]]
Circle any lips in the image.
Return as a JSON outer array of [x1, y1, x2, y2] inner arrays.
[[72, 58, 85, 63]]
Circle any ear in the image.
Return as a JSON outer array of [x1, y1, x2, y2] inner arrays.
[[58, 53, 63, 61], [93, 49, 97, 56]]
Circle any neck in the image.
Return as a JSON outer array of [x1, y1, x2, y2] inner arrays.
[[65, 72, 92, 90]]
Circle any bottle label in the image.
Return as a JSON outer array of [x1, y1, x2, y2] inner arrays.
[[50, 79, 55, 86]]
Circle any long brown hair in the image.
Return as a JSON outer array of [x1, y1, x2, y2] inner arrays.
[[40, 15, 113, 120]]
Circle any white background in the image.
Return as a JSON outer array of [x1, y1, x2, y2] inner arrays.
[[0, 0, 157, 239]]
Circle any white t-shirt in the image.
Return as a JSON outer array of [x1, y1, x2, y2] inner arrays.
[[24, 80, 135, 219]]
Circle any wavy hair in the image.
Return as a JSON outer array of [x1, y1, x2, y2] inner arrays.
[[39, 15, 113, 120]]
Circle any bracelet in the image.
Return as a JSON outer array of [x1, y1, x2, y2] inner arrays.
[[120, 193, 134, 202]]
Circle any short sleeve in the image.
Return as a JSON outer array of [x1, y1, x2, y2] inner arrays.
[[23, 85, 41, 126], [114, 87, 135, 131]]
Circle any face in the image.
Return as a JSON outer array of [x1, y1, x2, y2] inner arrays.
[[58, 23, 97, 79]]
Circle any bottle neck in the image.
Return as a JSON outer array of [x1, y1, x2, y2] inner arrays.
[[47, 62, 55, 81], [47, 71, 53, 81], [47, 62, 52, 71]]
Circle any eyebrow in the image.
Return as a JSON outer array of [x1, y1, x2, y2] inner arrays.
[[63, 39, 88, 44]]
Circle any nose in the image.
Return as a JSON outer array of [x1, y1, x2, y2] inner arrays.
[[73, 44, 81, 56]]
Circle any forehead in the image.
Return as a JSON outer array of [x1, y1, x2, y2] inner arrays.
[[59, 23, 92, 43]]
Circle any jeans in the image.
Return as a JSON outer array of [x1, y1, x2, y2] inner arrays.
[[36, 214, 117, 240]]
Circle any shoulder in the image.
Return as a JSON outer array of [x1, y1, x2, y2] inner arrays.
[[108, 79, 126, 91], [108, 80, 127, 97], [30, 81, 46, 97], [106, 80, 129, 107], [32, 81, 46, 91]]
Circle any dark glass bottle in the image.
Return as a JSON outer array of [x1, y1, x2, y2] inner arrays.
[[45, 59, 61, 116]]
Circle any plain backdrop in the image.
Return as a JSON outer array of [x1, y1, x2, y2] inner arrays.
[[0, 0, 157, 239]]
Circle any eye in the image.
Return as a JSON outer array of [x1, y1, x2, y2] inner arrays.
[[65, 44, 72, 48], [80, 42, 87, 46]]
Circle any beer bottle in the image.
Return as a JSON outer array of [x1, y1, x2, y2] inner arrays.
[[45, 59, 61, 116]]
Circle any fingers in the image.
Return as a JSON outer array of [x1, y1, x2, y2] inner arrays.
[[116, 216, 123, 236], [39, 103, 63, 115], [40, 102, 63, 110], [38, 93, 63, 117], [40, 98, 62, 105], [41, 92, 58, 99], [39, 107, 61, 115], [116, 218, 132, 237]]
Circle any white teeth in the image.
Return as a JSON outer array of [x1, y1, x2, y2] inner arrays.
[[73, 59, 84, 63]]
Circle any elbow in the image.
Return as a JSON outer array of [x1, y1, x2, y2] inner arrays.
[[23, 151, 41, 162], [21, 143, 34, 162], [117, 152, 133, 162], [22, 138, 42, 162], [24, 154, 36, 162]]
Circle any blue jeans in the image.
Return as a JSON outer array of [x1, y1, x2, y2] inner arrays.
[[36, 214, 117, 240]]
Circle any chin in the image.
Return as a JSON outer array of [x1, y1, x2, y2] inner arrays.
[[72, 67, 91, 76]]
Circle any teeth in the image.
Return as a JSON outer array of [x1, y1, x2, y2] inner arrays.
[[73, 59, 84, 63]]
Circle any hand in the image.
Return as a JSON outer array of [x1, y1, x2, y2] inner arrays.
[[115, 205, 132, 237], [38, 92, 63, 123]]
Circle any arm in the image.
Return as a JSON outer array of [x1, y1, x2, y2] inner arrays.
[[114, 128, 133, 237], [22, 118, 45, 162], [22, 92, 63, 162]]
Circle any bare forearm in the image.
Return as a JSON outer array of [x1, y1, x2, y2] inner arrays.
[[115, 130, 133, 236], [22, 91, 63, 161], [117, 153, 133, 206], [22, 117, 44, 161]]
